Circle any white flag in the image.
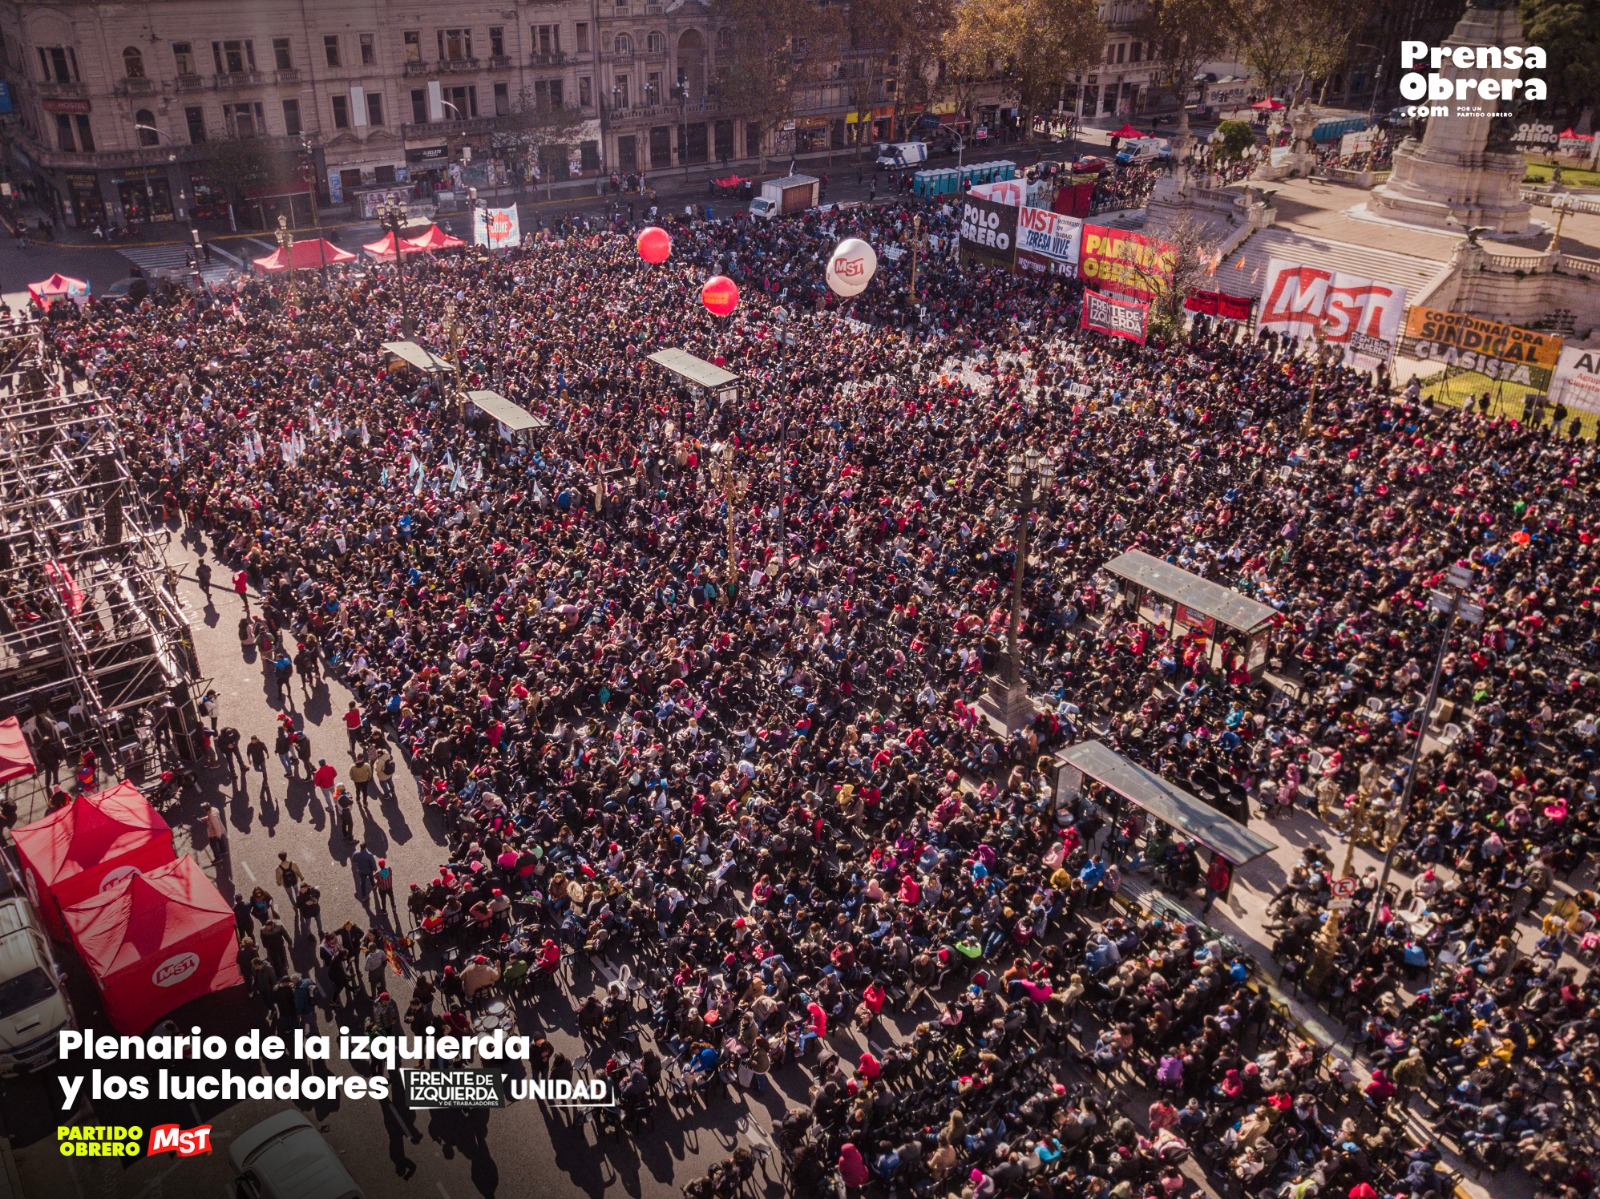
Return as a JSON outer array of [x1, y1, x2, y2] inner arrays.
[[360, 421, 370, 447], [451, 464, 465, 492]]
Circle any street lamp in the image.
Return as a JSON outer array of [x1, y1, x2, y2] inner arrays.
[[132, 124, 180, 224], [909, 213, 922, 305], [274, 214, 296, 302], [466, 185, 491, 244], [300, 134, 328, 270], [708, 441, 746, 605], [379, 198, 413, 335], [984, 446, 1047, 730]]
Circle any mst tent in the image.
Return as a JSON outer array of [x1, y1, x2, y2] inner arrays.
[[1103, 548, 1280, 678], [1053, 739, 1276, 867], [251, 239, 356, 272], [10, 781, 174, 940], [63, 854, 243, 1033], [0, 717, 36, 785], [466, 389, 549, 442], [27, 274, 89, 309]]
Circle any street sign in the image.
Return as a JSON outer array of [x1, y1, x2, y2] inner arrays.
[[1331, 876, 1357, 898], [1328, 898, 1353, 912], [1446, 564, 1474, 589]]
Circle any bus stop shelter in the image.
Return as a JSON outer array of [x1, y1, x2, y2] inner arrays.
[[647, 348, 741, 406], [1103, 548, 1279, 679], [380, 340, 457, 377], [1052, 739, 1276, 872], [466, 389, 549, 444]]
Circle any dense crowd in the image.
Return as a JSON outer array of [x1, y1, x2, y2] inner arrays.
[[30, 190, 1600, 1199]]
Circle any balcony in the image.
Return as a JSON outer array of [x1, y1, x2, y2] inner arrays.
[[400, 115, 498, 138], [530, 51, 569, 67], [214, 70, 265, 88], [601, 97, 720, 125], [114, 77, 156, 97], [36, 79, 87, 99], [437, 57, 480, 74], [276, 68, 300, 85], [488, 55, 512, 70], [18, 131, 308, 172], [176, 73, 206, 91]]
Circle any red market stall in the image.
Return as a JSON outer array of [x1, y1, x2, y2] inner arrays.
[[0, 717, 37, 784], [1109, 124, 1148, 139], [63, 855, 243, 1034], [250, 239, 356, 272], [362, 230, 407, 261], [26, 273, 89, 309], [10, 781, 174, 940], [401, 224, 467, 253]]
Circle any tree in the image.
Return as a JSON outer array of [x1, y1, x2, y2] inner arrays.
[[492, 90, 590, 200], [1138, 0, 1232, 136], [1212, 119, 1256, 162], [940, 15, 1000, 133], [1145, 215, 1224, 338], [1520, 0, 1600, 126], [712, 0, 844, 170], [845, 0, 954, 143], [205, 137, 298, 206], [1225, 0, 1358, 108], [949, 0, 1104, 138]]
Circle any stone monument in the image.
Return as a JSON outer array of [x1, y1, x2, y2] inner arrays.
[[1369, 0, 1531, 236]]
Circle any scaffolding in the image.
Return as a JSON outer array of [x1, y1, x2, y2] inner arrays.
[[0, 319, 202, 810]]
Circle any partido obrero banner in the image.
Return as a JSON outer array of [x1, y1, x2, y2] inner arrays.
[[1080, 289, 1149, 344], [958, 194, 1019, 272], [1258, 258, 1406, 371], [1402, 306, 1563, 389], [1078, 225, 1176, 303]]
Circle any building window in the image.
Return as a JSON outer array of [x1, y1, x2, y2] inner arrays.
[[134, 109, 157, 145], [324, 35, 340, 67], [173, 42, 195, 76], [55, 113, 74, 151], [212, 40, 255, 75], [646, 31, 664, 54], [1115, 42, 1125, 64], [75, 115, 94, 152], [360, 33, 375, 65], [716, 26, 732, 51], [490, 27, 504, 58], [494, 81, 509, 116], [535, 25, 560, 55], [225, 102, 263, 137], [331, 94, 349, 128], [282, 98, 301, 135], [579, 76, 591, 107], [185, 106, 206, 143], [1130, 41, 1141, 63], [444, 84, 477, 117], [273, 37, 292, 70], [411, 88, 427, 123], [122, 47, 145, 79], [38, 46, 78, 83], [614, 34, 632, 57], [439, 29, 472, 62], [366, 92, 384, 125], [536, 79, 565, 108], [404, 31, 421, 63], [576, 23, 589, 53]]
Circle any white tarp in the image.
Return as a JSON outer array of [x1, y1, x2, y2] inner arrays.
[[1550, 346, 1600, 414], [473, 205, 521, 250]]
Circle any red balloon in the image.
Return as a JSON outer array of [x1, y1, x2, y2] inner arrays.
[[701, 276, 739, 317], [636, 225, 672, 264]]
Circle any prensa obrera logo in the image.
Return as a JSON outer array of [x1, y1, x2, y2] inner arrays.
[[1399, 42, 1546, 114]]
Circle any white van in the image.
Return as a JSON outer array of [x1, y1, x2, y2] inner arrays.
[[0, 895, 74, 1076], [874, 142, 929, 170], [230, 1111, 365, 1199]]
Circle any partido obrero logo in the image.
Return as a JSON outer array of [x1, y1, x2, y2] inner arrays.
[[1397, 41, 1546, 118]]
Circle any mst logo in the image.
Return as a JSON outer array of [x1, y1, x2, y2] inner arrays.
[[148, 1124, 213, 1157], [151, 951, 200, 988], [831, 254, 867, 279]]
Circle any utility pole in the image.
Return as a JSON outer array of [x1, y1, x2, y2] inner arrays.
[[275, 215, 295, 303], [1370, 563, 1482, 925], [909, 213, 921, 305]]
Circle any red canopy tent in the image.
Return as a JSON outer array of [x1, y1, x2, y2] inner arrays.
[[0, 717, 36, 785], [362, 230, 407, 261], [63, 855, 243, 1033], [11, 781, 174, 940], [251, 239, 356, 272], [26, 273, 90, 309], [1251, 98, 1286, 111], [1110, 124, 1148, 139], [401, 224, 467, 253]]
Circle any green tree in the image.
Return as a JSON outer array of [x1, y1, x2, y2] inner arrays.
[[1521, 0, 1600, 125], [712, 0, 844, 170], [846, 0, 954, 141], [1226, 0, 1360, 108], [492, 89, 590, 200], [950, 0, 1104, 138], [1212, 119, 1257, 162], [1138, 0, 1232, 136], [205, 137, 298, 206]]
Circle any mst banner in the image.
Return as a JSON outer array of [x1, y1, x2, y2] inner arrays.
[[1081, 289, 1149, 344], [1078, 226, 1176, 302], [1016, 207, 1083, 277], [958, 194, 1019, 272], [1259, 259, 1406, 370], [1403, 307, 1563, 388], [1550, 346, 1600, 414]]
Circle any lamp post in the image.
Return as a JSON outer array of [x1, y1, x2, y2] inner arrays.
[[1303, 788, 1379, 994], [441, 299, 464, 409], [984, 446, 1047, 730], [467, 185, 492, 246], [274, 214, 296, 302], [708, 441, 746, 605], [300, 134, 328, 271], [909, 213, 922, 305], [379, 198, 413, 335]]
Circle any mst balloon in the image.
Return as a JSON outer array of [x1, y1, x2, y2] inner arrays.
[[825, 239, 878, 297]]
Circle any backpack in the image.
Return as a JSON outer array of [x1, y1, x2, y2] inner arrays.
[[280, 865, 298, 889]]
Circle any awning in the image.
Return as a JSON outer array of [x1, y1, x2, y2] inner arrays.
[[1103, 548, 1279, 635], [466, 389, 549, 432], [647, 348, 740, 390], [1056, 740, 1276, 865], [380, 340, 457, 374]]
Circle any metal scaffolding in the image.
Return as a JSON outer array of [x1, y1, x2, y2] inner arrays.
[[0, 319, 202, 804]]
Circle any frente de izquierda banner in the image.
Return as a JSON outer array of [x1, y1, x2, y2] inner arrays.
[[1080, 289, 1149, 344]]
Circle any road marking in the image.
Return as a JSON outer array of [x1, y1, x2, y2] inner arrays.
[[437, 1185, 454, 1199], [241, 861, 257, 882]]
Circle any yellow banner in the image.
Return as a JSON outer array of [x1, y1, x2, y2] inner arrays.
[[1403, 307, 1562, 370]]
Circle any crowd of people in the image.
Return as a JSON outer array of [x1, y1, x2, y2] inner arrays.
[[30, 183, 1600, 1199]]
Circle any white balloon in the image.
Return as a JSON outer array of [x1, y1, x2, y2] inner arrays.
[[825, 238, 878, 297]]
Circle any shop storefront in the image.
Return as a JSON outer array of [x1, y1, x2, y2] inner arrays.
[[64, 171, 104, 230], [405, 144, 450, 194]]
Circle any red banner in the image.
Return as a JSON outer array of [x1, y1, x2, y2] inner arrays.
[[1079, 225, 1176, 302], [1080, 289, 1149, 344], [1184, 290, 1255, 321]]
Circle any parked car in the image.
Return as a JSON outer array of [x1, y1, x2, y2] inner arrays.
[[0, 895, 75, 1076], [230, 1111, 364, 1199]]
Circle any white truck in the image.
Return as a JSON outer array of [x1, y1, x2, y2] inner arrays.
[[0, 894, 75, 1076], [875, 141, 929, 170], [748, 175, 821, 221]]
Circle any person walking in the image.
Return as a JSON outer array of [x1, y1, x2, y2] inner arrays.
[[292, 973, 320, 1032], [348, 754, 373, 807], [232, 892, 254, 939], [195, 560, 212, 600], [247, 733, 268, 778], [342, 701, 364, 753], [372, 744, 398, 802], [351, 841, 377, 905], [313, 758, 337, 806], [259, 915, 291, 976], [363, 939, 387, 998], [274, 725, 294, 777], [274, 852, 304, 908], [294, 881, 324, 936], [202, 802, 227, 858], [218, 726, 245, 782]]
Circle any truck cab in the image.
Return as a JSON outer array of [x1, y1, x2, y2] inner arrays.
[[0, 896, 75, 1076]]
